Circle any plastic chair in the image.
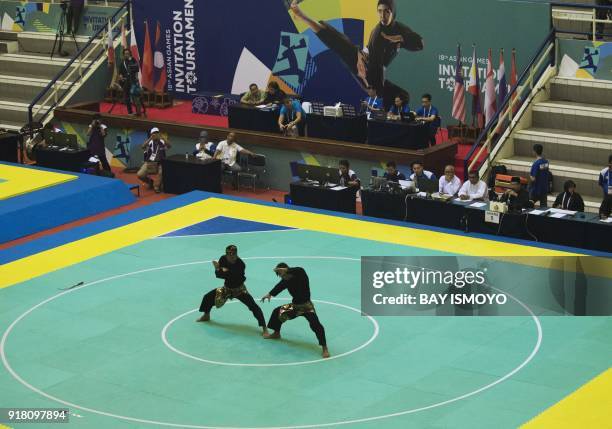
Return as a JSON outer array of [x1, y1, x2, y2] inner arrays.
[[238, 154, 267, 192]]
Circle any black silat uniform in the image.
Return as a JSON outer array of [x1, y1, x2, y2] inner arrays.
[[199, 255, 266, 327], [266, 267, 327, 346], [314, 17, 423, 108]]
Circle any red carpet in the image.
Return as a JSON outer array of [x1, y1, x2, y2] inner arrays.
[[99, 101, 229, 128]]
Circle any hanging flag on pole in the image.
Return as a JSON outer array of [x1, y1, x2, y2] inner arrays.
[[141, 20, 154, 91], [498, 48, 507, 106], [129, 4, 142, 84], [107, 21, 114, 68], [484, 48, 497, 126], [153, 21, 167, 94], [468, 45, 484, 128], [510, 49, 519, 114], [452, 44, 466, 124]]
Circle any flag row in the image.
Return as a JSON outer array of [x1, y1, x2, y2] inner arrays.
[[452, 45, 518, 129]]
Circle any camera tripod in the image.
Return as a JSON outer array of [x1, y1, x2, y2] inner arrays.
[[51, 1, 79, 59]]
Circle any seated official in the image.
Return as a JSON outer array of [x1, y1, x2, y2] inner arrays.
[[438, 165, 462, 196], [415, 93, 441, 146], [383, 161, 406, 182], [410, 161, 436, 182], [499, 177, 532, 212], [137, 127, 171, 193], [193, 130, 215, 160], [263, 81, 286, 105], [362, 87, 383, 115], [553, 180, 585, 212], [214, 132, 255, 173], [387, 95, 411, 121], [338, 160, 361, 188], [458, 171, 489, 201], [278, 97, 304, 137], [600, 195, 612, 219], [241, 83, 266, 105]]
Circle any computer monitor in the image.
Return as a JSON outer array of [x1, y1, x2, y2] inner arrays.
[[295, 163, 315, 181], [415, 177, 438, 194], [310, 165, 339, 186], [54, 133, 78, 149], [295, 164, 338, 186]]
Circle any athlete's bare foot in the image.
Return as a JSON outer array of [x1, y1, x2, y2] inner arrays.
[[196, 313, 210, 322], [290, 1, 306, 20], [263, 331, 281, 339], [322, 346, 330, 358], [262, 327, 270, 337]]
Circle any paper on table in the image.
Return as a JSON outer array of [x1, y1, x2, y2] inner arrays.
[[600, 217, 612, 223], [550, 213, 566, 219], [330, 186, 347, 191], [530, 209, 546, 215], [470, 202, 487, 208], [549, 208, 577, 216]]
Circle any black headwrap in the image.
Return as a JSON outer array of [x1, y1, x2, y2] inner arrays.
[[377, 0, 396, 15]]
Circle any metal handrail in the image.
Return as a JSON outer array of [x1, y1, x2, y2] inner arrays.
[[551, 2, 612, 41], [27, 0, 131, 131], [462, 29, 556, 180], [462, 1, 612, 180]]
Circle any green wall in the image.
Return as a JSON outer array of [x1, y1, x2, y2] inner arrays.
[[389, 0, 550, 125]]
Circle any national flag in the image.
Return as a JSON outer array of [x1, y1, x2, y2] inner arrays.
[[484, 48, 497, 125], [498, 48, 508, 106], [451, 44, 466, 123], [121, 22, 128, 54], [129, 5, 141, 83], [153, 21, 167, 94], [510, 49, 518, 114], [141, 20, 154, 91], [468, 45, 483, 128], [107, 21, 114, 68]]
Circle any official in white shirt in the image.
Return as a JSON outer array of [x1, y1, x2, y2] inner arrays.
[[213, 132, 254, 173], [438, 165, 461, 196], [458, 171, 488, 201]]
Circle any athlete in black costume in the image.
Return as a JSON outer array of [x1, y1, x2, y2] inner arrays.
[[197, 245, 269, 336], [290, 0, 423, 109], [261, 263, 330, 358]]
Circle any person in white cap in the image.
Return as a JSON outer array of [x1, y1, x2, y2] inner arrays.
[[137, 127, 171, 193]]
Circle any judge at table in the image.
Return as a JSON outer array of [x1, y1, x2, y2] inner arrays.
[[387, 94, 411, 121], [438, 165, 461, 196], [458, 171, 488, 201], [499, 176, 531, 212], [241, 83, 266, 105], [383, 161, 406, 182], [338, 160, 361, 188], [553, 180, 585, 212]]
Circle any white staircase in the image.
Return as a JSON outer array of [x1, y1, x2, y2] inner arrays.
[[499, 76, 612, 212]]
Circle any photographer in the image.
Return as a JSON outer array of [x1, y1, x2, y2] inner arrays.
[[86, 114, 110, 171], [137, 127, 171, 193], [118, 48, 144, 116], [66, 0, 84, 36]]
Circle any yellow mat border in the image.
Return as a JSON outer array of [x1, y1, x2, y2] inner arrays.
[[3, 196, 604, 290], [521, 368, 612, 428], [0, 164, 77, 201]]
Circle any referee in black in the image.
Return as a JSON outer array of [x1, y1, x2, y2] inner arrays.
[[197, 245, 268, 336], [261, 263, 330, 358]]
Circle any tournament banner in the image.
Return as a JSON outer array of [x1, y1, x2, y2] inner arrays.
[[132, 0, 550, 122]]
